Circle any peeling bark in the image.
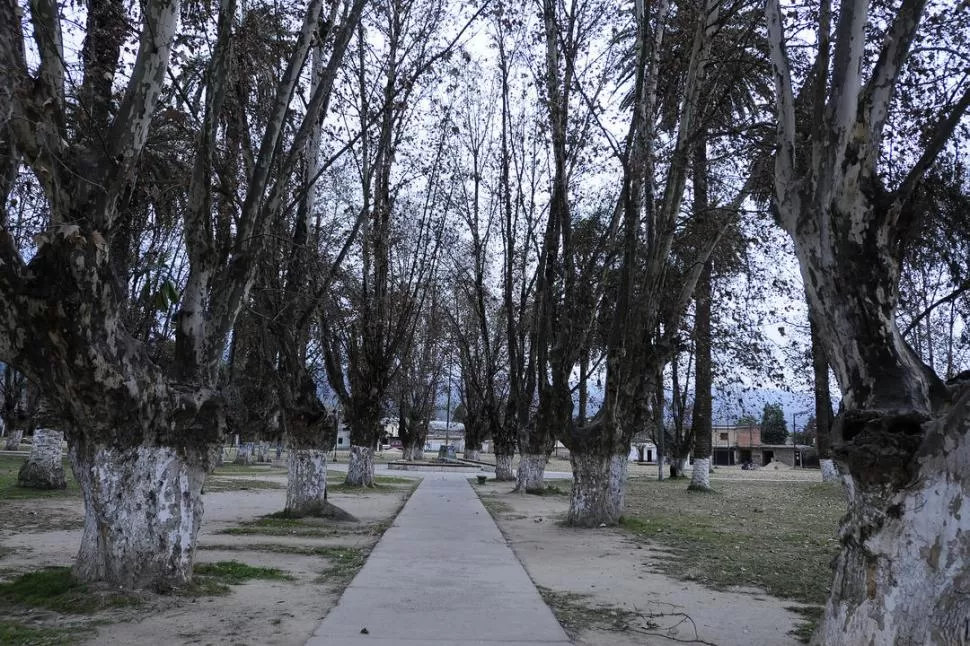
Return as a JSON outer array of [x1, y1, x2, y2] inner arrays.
[[71, 441, 213, 590], [814, 391, 970, 645], [285, 448, 328, 516], [345, 445, 374, 487], [515, 453, 547, 492], [566, 452, 627, 526], [495, 452, 514, 481]]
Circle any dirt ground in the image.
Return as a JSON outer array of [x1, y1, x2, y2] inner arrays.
[[0, 469, 420, 646], [473, 479, 807, 646]]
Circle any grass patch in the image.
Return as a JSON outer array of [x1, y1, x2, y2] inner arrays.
[[479, 496, 513, 515], [204, 478, 284, 493], [0, 619, 86, 646], [198, 543, 357, 557], [787, 605, 825, 643], [220, 516, 341, 538], [0, 456, 79, 501], [211, 463, 285, 475], [0, 568, 140, 614], [184, 559, 294, 596], [525, 481, 571, 496], [621, 479, 843, 640], [326, 475, 418, 494], [193, 560, 293, 584], [536, 587, 636, 638], [316, 548, 366, 588]]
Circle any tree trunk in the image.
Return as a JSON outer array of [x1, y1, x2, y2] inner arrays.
[[18, 429, 66, 489], [285, 448, 328, 515], [464, 449, 480, 461], [819, 458, 839, 482], [402, 443, 424, 461], [814, 396, 970, 645], [514, 453, 547, 492], [689, 256, 714, 491], [810, 315, 839, 482], [4, 429, 23, 451], [689, 457, 712, 491], [345, 445, 374, 487], [494, 452, 514, 481], [71, 439, 212, 589], [566, 451, 627, 526]]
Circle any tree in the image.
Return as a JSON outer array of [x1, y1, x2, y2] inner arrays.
[[0, 0, 363, 588], [766, 0, 970, 638], [759, 403, 787, 444]]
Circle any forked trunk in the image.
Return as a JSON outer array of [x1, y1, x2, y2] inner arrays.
[[819, 458, 839, 482], [464, 449, 480, 461], [18, 429, 67, 489], [688, 457, 712, 491], [566, 452, 627, 526], [494, 452, 514, 481], [670, 457, 687, 478], [402, 444, 424, 461], [344, 445, 374, 487], [285, 448, 328, 515], [71, 439, 212, 589], [815, 400, 970, 645], [514, 453, 547, 492]]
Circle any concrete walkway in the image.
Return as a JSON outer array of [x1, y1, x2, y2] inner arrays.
[[306, 474, 572, 646]]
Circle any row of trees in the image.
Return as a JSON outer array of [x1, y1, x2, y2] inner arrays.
[[1, 0, 969, 642]]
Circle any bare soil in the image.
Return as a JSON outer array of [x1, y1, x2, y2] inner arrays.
[[474, 479, 809, 646], [0, 469, 419, 646]]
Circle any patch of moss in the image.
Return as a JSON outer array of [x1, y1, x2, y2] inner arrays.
[[0, 567, 140, 614]]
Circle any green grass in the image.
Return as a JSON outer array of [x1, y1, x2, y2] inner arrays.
[[193, 560, 293, 584], [536, 587, 637, 638], [0, 620, 86, 646], [0, 456, 79, 500], [316, 548, 366, 588], [220, 516, 341, 538], [0, 568, 140, 614], [184, 560, 294, 596], [525, 481, 571, 496], [204, 478, 284, 492], [327, 475, 421, 494], [621, 479, 845, 641], [198, 543, 358, 557], [211, 463, 286, 475]]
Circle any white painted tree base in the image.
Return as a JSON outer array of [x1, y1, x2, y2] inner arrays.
[[4, 429, 23, 451], [688, 457, 712, 491], [567, 453, 627, 526], [70, 442, 209, 589], [464, 449, 481, 462], [515, 453, 547, 491], [495, 453, 515, 481], [18, 429, 67, 489], [285, 448, 328, 515], [812, 408, 970, 644], [819, 458, 839, 482], [344, 445, 375, 487]]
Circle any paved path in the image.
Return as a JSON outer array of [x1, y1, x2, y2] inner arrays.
[[306, 474, 572, 646]]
